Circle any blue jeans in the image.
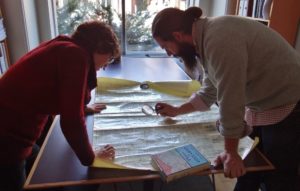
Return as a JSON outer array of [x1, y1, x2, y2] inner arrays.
[[234, 102, 300, 191]]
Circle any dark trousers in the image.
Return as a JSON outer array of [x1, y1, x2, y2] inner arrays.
[[0, 144, 40, 191], [0, 116, 53, 191], [234, 102, 300, 191], [0, 161, 26, 191]]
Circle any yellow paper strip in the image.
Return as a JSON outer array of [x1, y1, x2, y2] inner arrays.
[[97, 77, 140, 90], [97, 77, 201, 97], [147, 80, 201, 97], [92, 157, 130, 169]]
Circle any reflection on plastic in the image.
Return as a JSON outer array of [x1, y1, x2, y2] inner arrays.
[[141, 104, 156, 116]]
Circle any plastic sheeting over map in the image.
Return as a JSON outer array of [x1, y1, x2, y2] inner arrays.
[[96, 77, 201, 98], [92, 77, 255, 170]]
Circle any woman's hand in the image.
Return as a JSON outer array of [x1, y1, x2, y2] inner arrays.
[[213, 151, 246, 178], [94, 144, 115, 160], [155, 102, 180, 117], [85, 103, 107, 114]]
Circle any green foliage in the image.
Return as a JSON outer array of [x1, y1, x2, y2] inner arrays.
[[56, 0, 155, 49], [125, 10, 154, 44], [56, 0, 114, 35]]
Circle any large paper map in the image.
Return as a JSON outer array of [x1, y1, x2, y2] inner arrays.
[[92, 77, 255, 170]]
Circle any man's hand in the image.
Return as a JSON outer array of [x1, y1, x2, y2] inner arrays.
[[85, 103, 107, 114], [213, 151, 246, 178], [155, 102, 180, 117]]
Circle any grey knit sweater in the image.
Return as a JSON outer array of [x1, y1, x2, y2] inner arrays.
[[192, 16, 300, 138]]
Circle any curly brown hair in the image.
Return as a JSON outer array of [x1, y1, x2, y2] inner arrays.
[[71, 21, 120, 60]]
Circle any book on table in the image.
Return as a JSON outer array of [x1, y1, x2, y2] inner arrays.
[[151, 144, 211, 182]]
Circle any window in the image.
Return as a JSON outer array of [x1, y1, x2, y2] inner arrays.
[[55, 0, 188, 56]]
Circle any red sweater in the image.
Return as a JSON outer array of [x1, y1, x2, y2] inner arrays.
[[0, 36, 96, 165]]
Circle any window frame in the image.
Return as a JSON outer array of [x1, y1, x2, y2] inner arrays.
[[52, 0, 174, 57]]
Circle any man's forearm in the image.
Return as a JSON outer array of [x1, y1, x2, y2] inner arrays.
[[224, 137, 239, 153], [177, 102, 198, 115]]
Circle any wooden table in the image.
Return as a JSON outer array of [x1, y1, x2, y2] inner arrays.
[[24, 57, 274, 190]]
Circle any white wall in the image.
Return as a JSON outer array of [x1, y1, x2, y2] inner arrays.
[[198, 0, 211, 16], [0, 0, 54, 64], [0, 0, 29, 64], [23, 0, 40, 51], [210, 0, 227, 16], [194, 0, 227, 17], [36, 0, 57, 43]]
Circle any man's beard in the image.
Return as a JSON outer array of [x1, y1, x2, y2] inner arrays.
[[174, 42, 198, 71]]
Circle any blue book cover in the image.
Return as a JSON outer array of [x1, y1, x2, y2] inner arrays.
[[151, 144, 211, 182]]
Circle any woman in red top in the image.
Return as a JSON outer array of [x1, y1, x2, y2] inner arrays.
[[0, 21, 120, 191]]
